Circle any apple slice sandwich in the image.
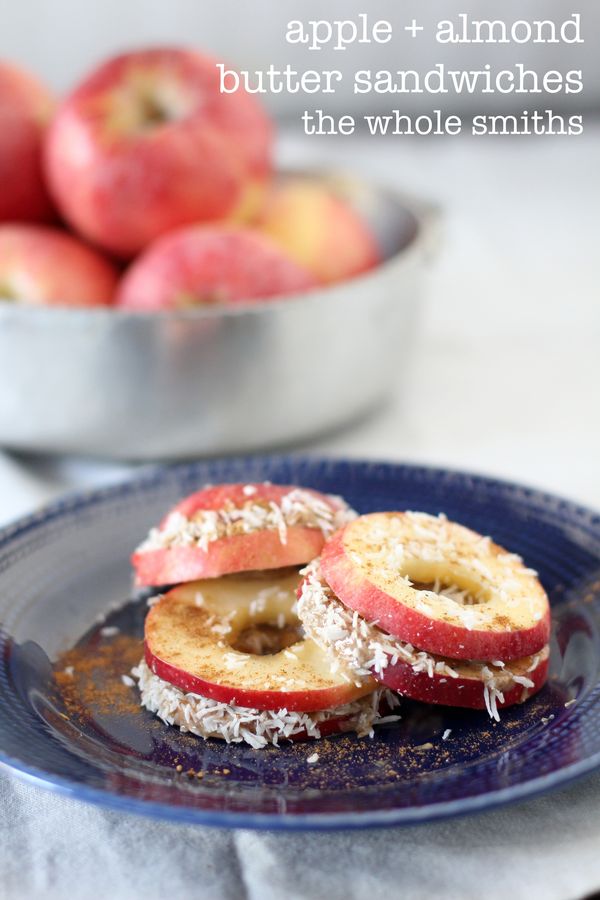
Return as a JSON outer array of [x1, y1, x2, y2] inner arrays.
[[131, 488, 550, 747], [297, 512, 550, 721], [135, 570, 400, 748], [131, 484, 398, 748], [132, 482, 357, 586]]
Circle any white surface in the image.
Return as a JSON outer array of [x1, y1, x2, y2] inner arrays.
[[306, 128, 600, 508], [1, 127, 599, 899]]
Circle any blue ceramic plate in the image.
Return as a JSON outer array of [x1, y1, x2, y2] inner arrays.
[[1, 456, 600, 830]]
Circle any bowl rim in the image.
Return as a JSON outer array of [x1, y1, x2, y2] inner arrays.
[[0, 169, 439, 324]]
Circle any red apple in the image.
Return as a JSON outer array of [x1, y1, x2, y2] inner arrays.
[[144, 572, 374, 711], [320, 512, 551, 661], [132, 482, 352, 586], [45, 47, 273, 258], [0, 224, 118, 306], [0, 60, 55, 223], [375, 646, 549, 713], [253, 178, 380, 285], [116, 226, 318, 310]]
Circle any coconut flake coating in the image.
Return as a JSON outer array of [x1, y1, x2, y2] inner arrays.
[[297, 561, 547, 721], [133, 660, 400, 748], [137, 485, 356, 554]]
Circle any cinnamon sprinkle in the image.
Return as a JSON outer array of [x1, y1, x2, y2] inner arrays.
[[54, 633, 143, 722]]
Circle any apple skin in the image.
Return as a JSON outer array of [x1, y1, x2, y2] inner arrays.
[[116, 226, 318, 310], [44, 48, 273, 258], [133, 529, 327, 587], [145, 643, 371, 713], [320, 527, 551, 662], [132, 483, 343, 586], [375, 649, 549, 711], [0, 224, 118, 306], [0, 60, 55, 223], [253, 179, 380, 285], [144, 576, 374, 712], [170, 483, 330, 518]]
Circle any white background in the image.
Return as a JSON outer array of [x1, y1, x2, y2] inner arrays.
[[1, 0, 599, 113]]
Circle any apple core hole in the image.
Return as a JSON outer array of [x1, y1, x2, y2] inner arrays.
[[412, 579, 487, 606], [231, 622, 303, 656]]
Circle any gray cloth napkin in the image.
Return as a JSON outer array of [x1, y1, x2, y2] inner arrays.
[[2, 768, 600, 900]]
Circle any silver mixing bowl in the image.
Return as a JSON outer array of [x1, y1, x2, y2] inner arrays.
[[0, 171, 438, 460]]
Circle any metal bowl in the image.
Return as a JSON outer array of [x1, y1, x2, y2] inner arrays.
[[0, 171, 438, 460]]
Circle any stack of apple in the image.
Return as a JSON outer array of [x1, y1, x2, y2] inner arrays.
[[0, 48, 379, 310], [130, 482, 551, 748]]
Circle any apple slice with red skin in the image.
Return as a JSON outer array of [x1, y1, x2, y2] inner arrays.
[[375, 647, 549, 712], [132, 482, 350, 587], [144, 570, 374, 712], [134, 533, 326, 588], [320, 512, 551, 661], [296, 563, 548, 718]]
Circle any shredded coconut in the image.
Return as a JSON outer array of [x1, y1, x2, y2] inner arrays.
[[442, 729, 452, 740], [100, 626, 119, 637], [482, 666, 504, 721], [298, 561, 460, 681], [210, 610, 236, 636], [297, 562, 545, 722], [137, 488, 356, 554], [306, 752, 319, 764], [222, 652, 248, 670], [133, 661, 400, 748]]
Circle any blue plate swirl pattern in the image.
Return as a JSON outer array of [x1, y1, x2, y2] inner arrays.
[[0, 456, 599, 829]]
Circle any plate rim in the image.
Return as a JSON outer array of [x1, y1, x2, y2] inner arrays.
[[1, 453, 600, 830], [2, 746, 599, 831]]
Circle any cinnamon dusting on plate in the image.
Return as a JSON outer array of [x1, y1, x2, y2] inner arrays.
[[54, 633, 143, 721]]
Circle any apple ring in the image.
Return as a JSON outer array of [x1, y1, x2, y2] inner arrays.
[[144, 569, 374, 713], [321, 512, 550, 660], [297, 562, 549, 720], [319, 511, 550, 661], [132, 482, 355, 587]]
